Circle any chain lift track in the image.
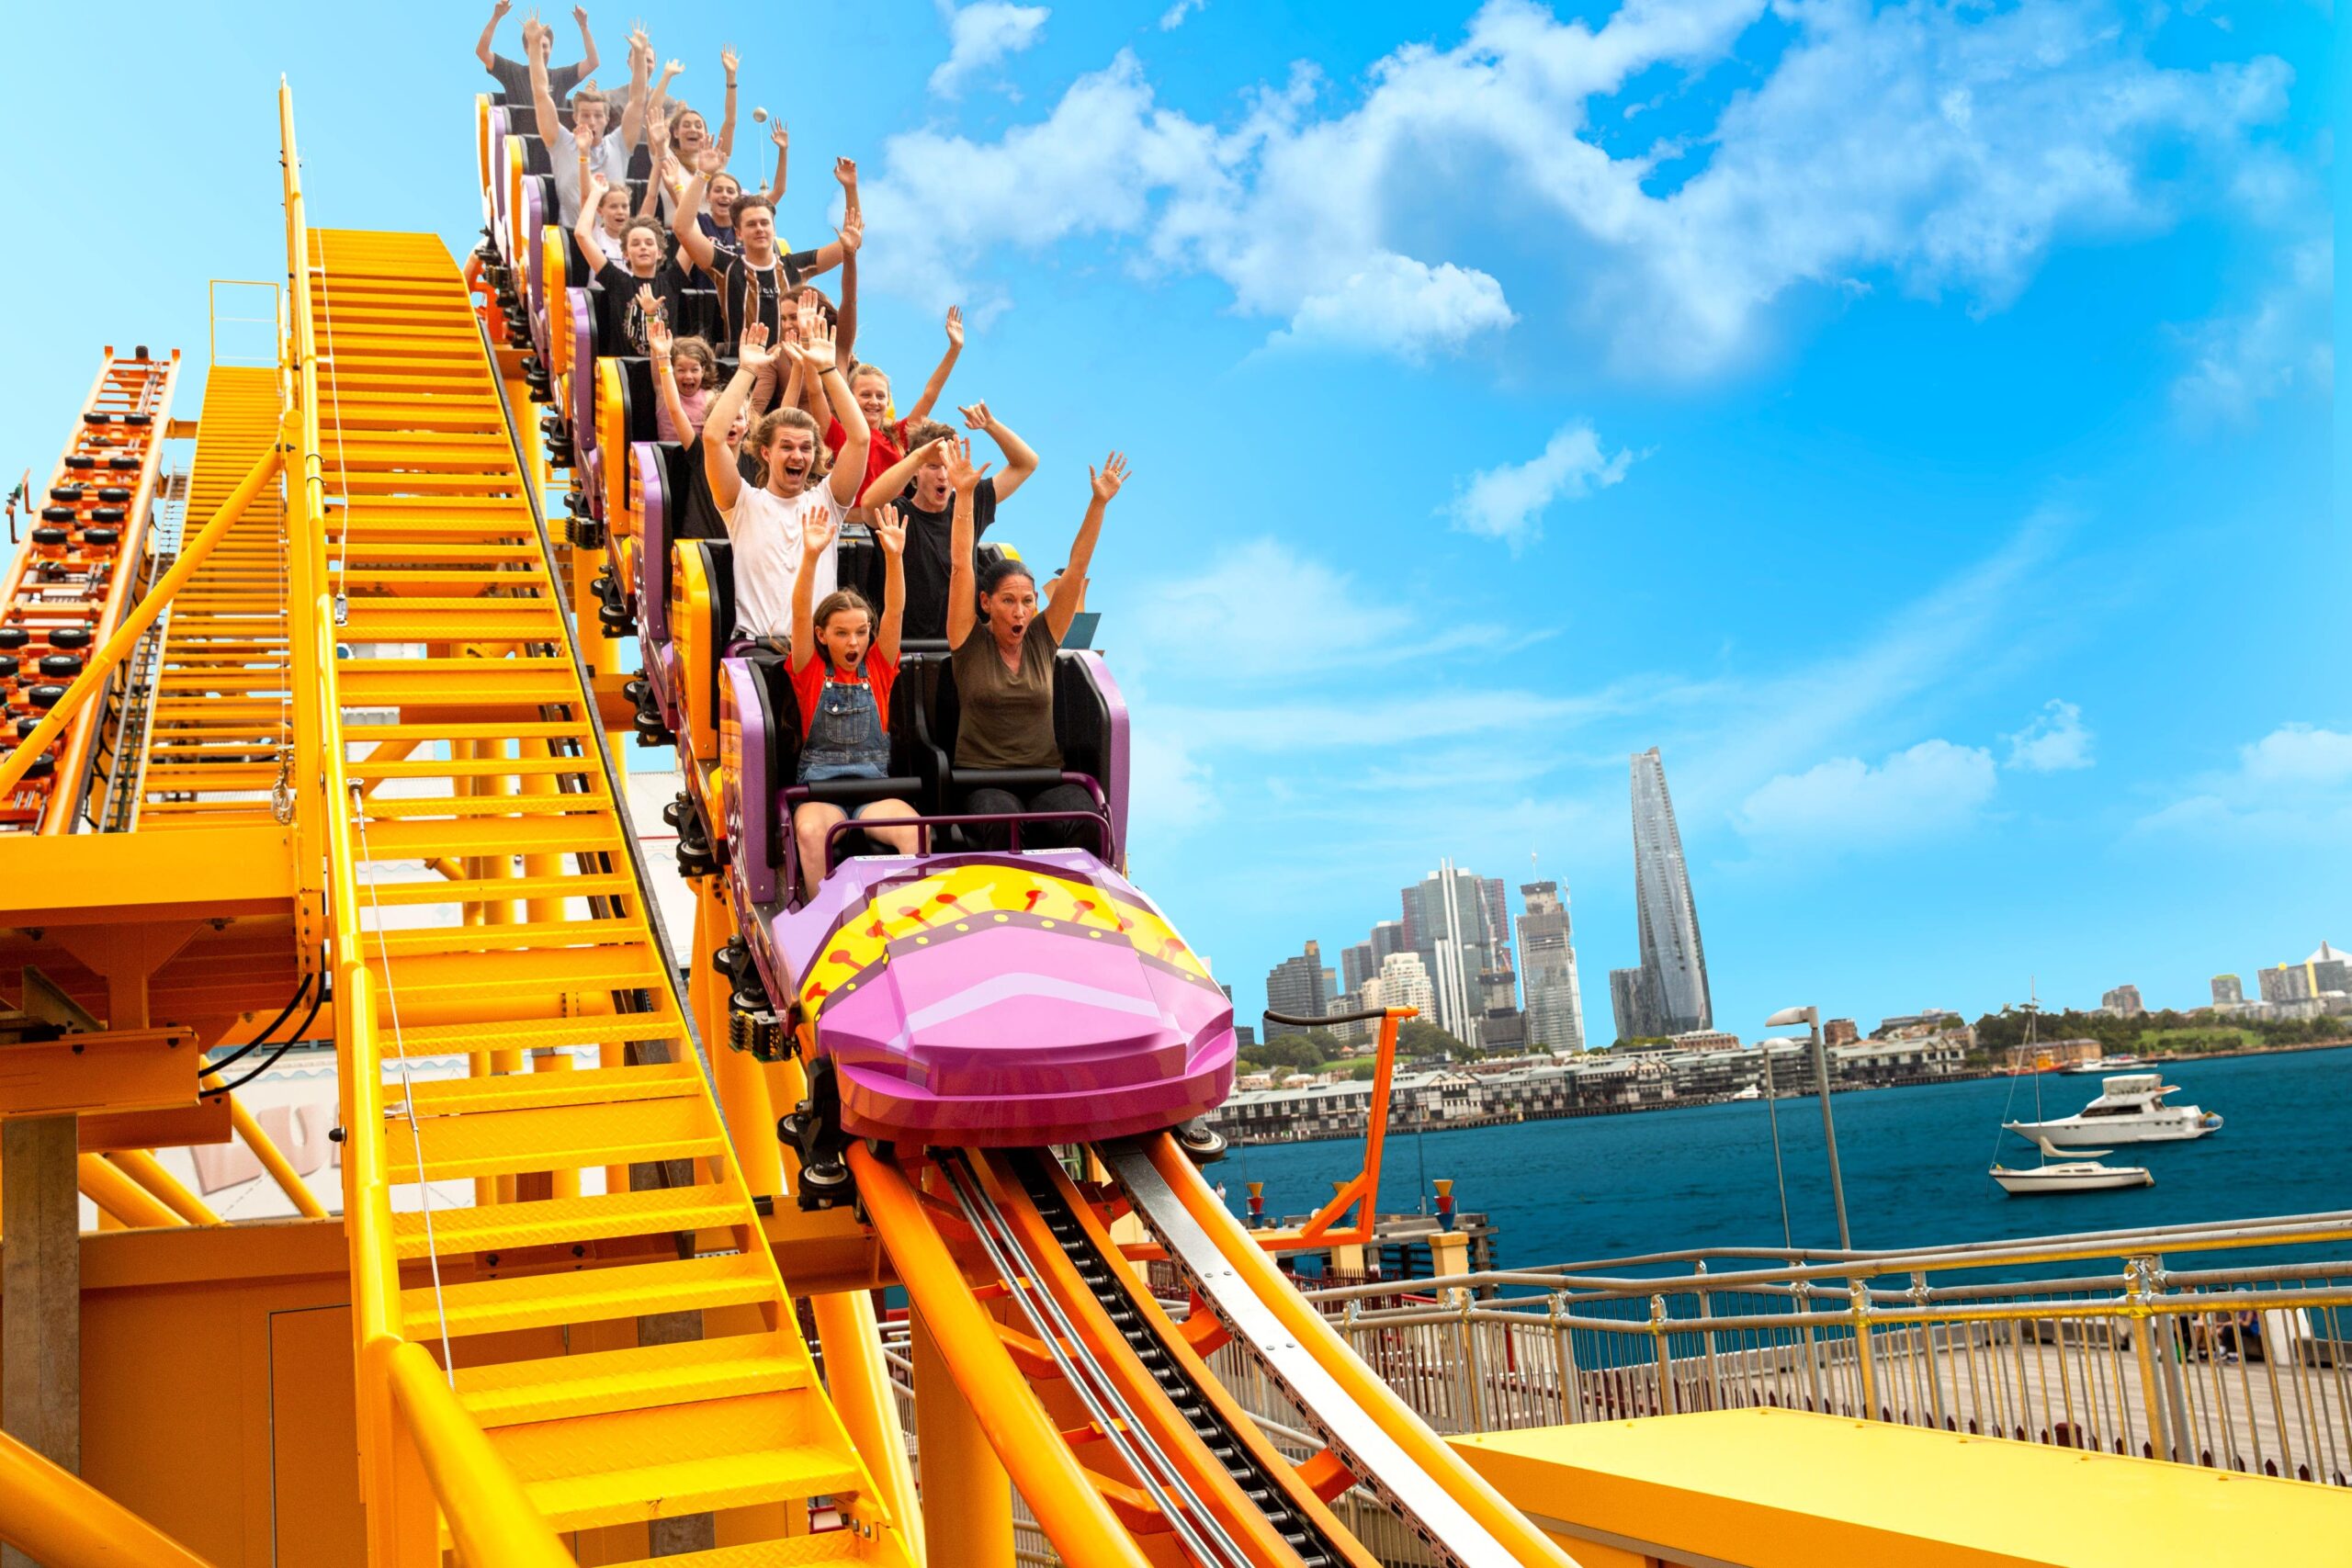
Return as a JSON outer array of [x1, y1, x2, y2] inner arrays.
[[0, 349, 177, 833]]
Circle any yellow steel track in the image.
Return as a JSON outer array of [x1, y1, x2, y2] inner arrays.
[[135, 365, 291, 828], [305, 227, 912, 1563]]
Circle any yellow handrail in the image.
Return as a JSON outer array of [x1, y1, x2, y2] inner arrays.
[[0, 1427, 219, 1568], [380, 1342, 574, 1568], [0, 446, 282, 799]]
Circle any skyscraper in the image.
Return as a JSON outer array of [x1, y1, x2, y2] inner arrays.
[[1610, 965, 1660, 1042], [1629, 748, 1712, 1035], [1363, 951, 1435, 1023], [1402, 862, 1498, 1044], [1264, 941, 1329, 1036], [1340, 941, 1378, 995], [2211, 975, 2244, 1008], [1517, 881, 1586, 1053]]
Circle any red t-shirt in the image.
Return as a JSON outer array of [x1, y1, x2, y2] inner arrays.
[[825, 416, 910, 503], [789, 648, 899, 742]]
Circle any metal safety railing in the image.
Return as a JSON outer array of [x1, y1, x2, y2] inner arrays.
[[1249, 1210, 2352, 1488]]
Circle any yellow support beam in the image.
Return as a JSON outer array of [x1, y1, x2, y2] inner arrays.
[[0, 1427, 218, 1568]]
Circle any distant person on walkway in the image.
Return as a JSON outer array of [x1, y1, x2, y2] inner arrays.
[[476, 1, 596, 105]]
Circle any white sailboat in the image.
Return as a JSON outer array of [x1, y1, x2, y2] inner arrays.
[[1987, 987, 2155, 1195], [1990, 1132, 2154, 1195]]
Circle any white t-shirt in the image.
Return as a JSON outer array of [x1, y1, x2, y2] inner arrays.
[[722, 482, 843, 642], [549, 124, 630, 228], [591, 226, 626, 265]]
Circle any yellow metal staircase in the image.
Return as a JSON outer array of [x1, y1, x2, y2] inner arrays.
[[302, 226, 912, 1563], [136, 364, 292, 827]]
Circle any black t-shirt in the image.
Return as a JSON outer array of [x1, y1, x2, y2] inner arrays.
[[486, 53, 584, 104], [701, 249, 821, 353], [593, 260, 694, 356], [894, 479, 998, 642]]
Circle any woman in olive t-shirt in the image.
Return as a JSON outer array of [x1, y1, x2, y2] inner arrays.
[[944, 439, 1127, 852]]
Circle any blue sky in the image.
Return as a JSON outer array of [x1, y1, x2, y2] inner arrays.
[[13, 0, 2338, 1043]]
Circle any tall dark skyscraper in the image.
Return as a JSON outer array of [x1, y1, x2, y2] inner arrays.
[[1629, 747, 1711, 1035], [1264, 941, 1330, 1036]]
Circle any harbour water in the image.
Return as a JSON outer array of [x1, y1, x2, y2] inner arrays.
[[1217, 1046, 2352, 1269]]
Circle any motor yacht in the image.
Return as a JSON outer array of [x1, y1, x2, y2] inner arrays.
[[2003, 1073, 2221, 1146]]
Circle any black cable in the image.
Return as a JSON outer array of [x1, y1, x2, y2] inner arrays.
[[198, 971, 312, 1077], [201, 1036, 301, 1100]]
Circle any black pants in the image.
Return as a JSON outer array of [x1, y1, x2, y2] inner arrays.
[[961, 782, 1102, 853]]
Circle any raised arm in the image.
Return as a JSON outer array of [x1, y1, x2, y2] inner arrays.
[[717, 45, 741, 158], [798, 321, 869, 509], [647, 314, 695, 442], [618, 36, 656, 150], [904, 307, 964, 425], [763, 119, 789, 201], [670, 147, 722, 272], [858, 434, 948, 511], [873, 504, 907, 666], [639, 56, 682, 145], [571, 5, 599, 74], [476, 0, 510, 71], [959, 400, 1038, 502], [787, 512, 839, 674], [703, 322, 774, 512], [571, 171, 612, 259], [526, 21, 562, 141], [833, 207, 863, 367], [1046, 453, 1125, 647], [944, 439, 990, 647], [638, 107, 672, 217]]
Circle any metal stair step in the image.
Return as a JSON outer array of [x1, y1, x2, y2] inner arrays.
[[454, 1330, 811, 1427], [401, 1250, 772, 1338], [386, 1092, 722, 1182], [387, 1180, 745, 1259], [599, 1534, 869, 1567], [369, 1012, 685, 1059], [392, 1058, 704, 1116]]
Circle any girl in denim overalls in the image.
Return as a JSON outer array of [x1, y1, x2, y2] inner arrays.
[[787, 507, 918, 897]]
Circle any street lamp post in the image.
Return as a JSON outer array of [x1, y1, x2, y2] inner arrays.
[[1767, 1004, 1850, 1251]]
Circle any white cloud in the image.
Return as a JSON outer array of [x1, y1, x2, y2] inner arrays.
[[867, 1, 2295, 370], [1159, 0, 1206, 28], [1267, 256, 1516, 360], [930, 2, 1050, 96], [2240, 723, 2352, 787], [2136, 723, 2352, 837], [2005, 699, 2095, 772], [2173, 235, 2334, 423], [1129, 538, 1417, 677], [1736, 740, 1997, 847], [1444, 421, 1634, 550]]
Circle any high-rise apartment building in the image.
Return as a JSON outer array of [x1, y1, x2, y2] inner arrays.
[[1340, 941, 1377, 996], [1516, 880, 1586, 1053], [2100, 984, 2145, 1018], [1402, 862, 1501, 1044], [2211, 975, 2244, 1008], [1264, 941, 1329, 1036], [2308, 942, 2350, 996], [1362, 952, 1435, 1024], [1629, 748, 1711, 1035]]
